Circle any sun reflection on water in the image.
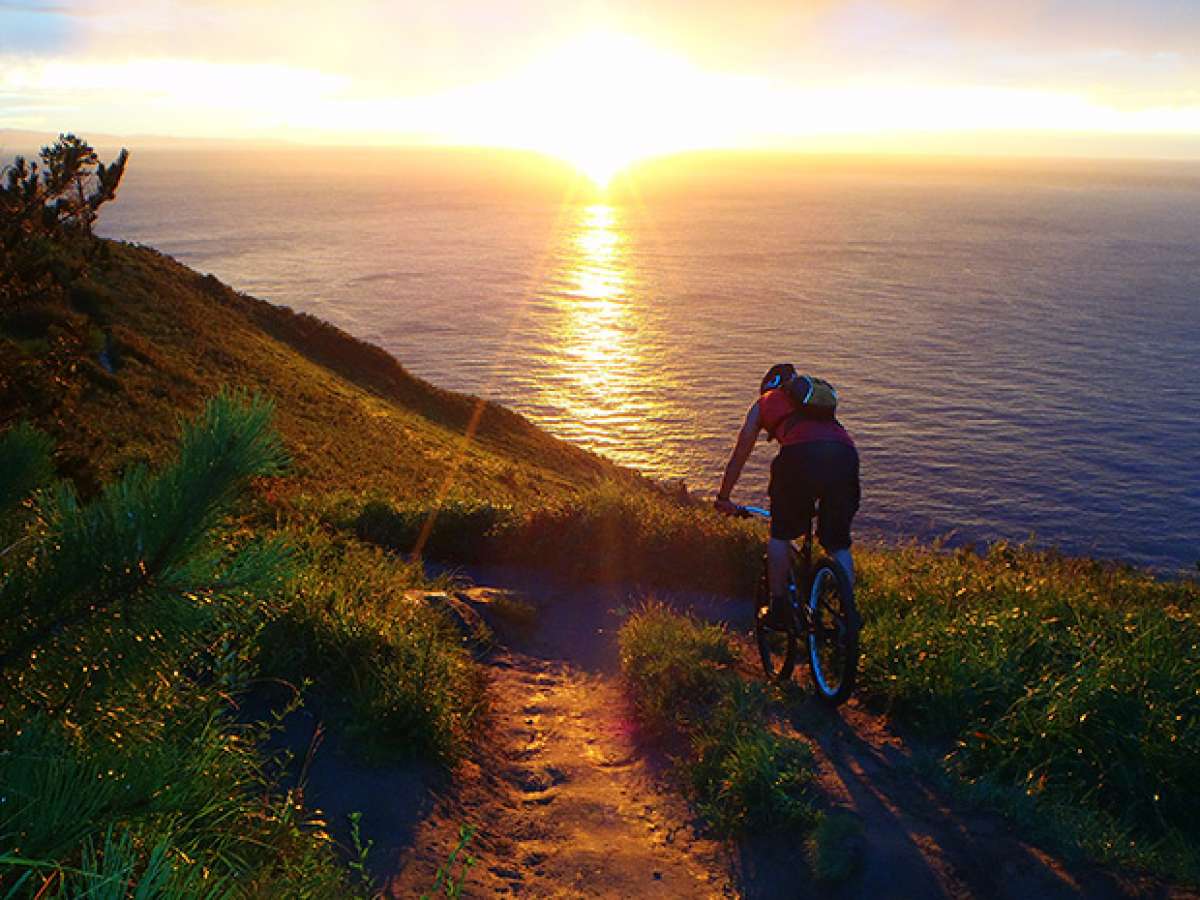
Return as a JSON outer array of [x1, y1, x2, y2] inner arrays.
[[533, 203, 661, 470]]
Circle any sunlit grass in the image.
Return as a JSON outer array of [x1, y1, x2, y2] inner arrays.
[[855, 542, 1200, 880], [257, 530, 485, 765], [356, 483, 760, 593], [619, 602, 817, 835], [0, 397, 360, 897], [357, 486, 1200, 882], [6, 233, 1199, 888]]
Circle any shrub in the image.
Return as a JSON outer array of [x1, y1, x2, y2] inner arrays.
[[509, 484, 760, 592], [2, 134, 128, 310], [0, 394, 356, 896], [356, 483, 762, 594], [0, 421, 54, 527], [354, 497, 516, 563], [1, 134, 127, 242]]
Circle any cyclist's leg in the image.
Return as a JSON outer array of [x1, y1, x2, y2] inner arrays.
[[768, 448, 813, 614], [815, 443, 861, 589], [767, 537, 791, 598]]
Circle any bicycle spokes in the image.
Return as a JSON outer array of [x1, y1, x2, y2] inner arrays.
[[807, 562, 859, 704]]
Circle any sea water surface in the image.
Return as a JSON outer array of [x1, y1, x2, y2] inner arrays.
[[97, 151, 1200, 572]]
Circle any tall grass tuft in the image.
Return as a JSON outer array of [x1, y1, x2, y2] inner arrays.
[[0, 421, 54, 520], [257, 534, 486, 765], [4, 827, 232, 899], [620, 602, 817, 835]]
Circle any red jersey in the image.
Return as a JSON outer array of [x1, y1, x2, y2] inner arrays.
[[759, 388, 855, 448]]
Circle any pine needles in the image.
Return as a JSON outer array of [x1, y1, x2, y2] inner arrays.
[[0, 392, 354, 897]]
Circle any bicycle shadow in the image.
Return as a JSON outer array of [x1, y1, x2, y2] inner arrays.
[[730, 695, 1157, 900]]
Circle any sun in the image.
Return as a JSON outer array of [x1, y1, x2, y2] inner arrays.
[[561, 144, 634, 190], [471, 32, 729, 187]]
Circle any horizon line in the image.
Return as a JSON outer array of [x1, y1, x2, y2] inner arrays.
[[3, 127, 1200, 169]]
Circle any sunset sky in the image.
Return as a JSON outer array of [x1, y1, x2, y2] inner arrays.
[[3, 0, 1200, 175]]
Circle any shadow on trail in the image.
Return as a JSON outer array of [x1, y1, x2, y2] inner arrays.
[[755, 690, 1171, 900], [378, 564, 744, 897], [243, 680, 441, 877], [470, 564, 1186, 900]]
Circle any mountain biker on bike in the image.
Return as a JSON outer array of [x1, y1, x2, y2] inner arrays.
[[715, 363, 860, 627]]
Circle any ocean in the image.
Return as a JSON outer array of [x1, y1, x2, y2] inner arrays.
[[95, 148, 1200, 572]]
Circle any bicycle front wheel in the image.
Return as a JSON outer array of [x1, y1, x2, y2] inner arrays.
[[807, 558, 859, 706], [755, 564, 798, 681]]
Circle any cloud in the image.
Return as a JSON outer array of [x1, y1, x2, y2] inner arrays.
[[3, 0, 1199, 150], [890, 0, 1200, 56], [11, 1, 1199, 78]]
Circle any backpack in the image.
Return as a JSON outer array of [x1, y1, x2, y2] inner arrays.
[[783, 374, 838, 418], [764, 374, 839, 440]]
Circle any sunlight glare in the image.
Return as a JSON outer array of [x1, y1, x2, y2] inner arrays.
[[476, 32, 743, 186]]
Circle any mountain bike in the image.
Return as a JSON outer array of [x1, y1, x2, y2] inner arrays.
[[737, 505, 859, 706]]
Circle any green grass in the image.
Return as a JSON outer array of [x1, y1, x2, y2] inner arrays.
[[0, 398, 362, 897], [257, 530, 486, 765], [0, 234, 644, 894], [0, 234, 647, 895], [355, 483, 762, 594], [854, 541, 1200, 881], [619, 602, 818, 835], [354, 485, 1200, 882], [0, 240, 624, 504], [806, 811, 865, 883]]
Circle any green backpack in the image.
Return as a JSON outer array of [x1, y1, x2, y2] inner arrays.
[[783, 373, 838, 420]]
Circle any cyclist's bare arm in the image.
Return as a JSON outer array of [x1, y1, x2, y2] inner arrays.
[[716, 402, 762, 507]]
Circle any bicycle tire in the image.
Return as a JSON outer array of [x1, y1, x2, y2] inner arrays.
[[755, 563, 798, 681], [806, 557, 859, 706]]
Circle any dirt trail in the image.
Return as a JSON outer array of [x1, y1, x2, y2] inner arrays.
[[297, 570, 1196, 899], [385, 575, 733, 897]]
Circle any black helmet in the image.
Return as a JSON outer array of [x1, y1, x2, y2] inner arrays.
[[760, 363, 796, 394]]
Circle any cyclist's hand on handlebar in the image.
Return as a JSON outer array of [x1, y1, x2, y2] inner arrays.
[[714, 496, 738, 516]]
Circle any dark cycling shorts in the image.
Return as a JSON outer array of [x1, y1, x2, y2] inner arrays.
[[768, 440, 860, 550]]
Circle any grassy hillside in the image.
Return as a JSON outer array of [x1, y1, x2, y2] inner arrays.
[[856, 542, 1200, 880], [1, 240, 623, 505], [2, 232, 1198, 893]]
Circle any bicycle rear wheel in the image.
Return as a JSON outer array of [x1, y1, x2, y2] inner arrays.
[[755, 564, 798, 681], [806, 558, 859, 706]]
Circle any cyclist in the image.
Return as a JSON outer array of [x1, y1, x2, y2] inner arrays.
[[715, 363, 860, 627]]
